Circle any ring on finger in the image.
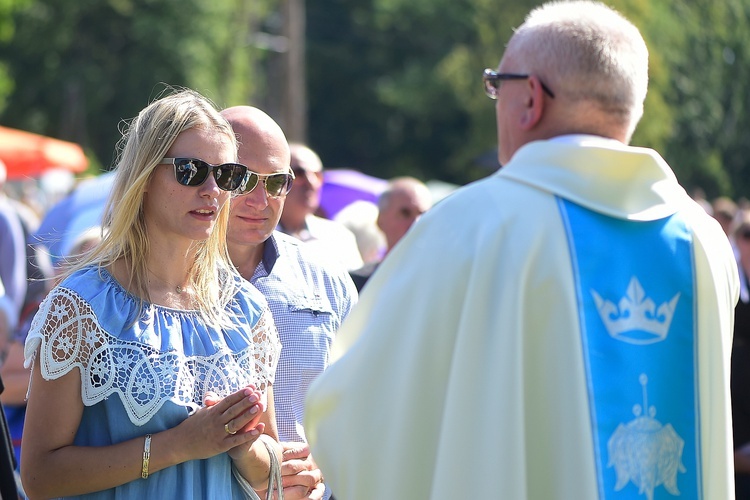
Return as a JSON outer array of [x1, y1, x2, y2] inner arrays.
[[225, 422, 237, 435]]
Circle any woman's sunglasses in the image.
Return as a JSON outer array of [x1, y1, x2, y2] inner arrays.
[[160, 158, 248, 192], [237, 170, 295, 198]]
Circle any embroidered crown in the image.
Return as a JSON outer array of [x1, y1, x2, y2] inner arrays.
[[591, 276, 680, 345]]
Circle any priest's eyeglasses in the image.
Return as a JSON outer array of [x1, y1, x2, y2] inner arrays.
[[483, 69, 556, 100]]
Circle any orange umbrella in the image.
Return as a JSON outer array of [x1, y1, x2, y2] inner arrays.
[[0, 125, 88, 179]]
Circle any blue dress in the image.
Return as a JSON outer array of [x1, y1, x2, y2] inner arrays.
[[23, 266, 281, 499]]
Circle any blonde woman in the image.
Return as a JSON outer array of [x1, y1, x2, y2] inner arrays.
[[20, 88, 282, 499]]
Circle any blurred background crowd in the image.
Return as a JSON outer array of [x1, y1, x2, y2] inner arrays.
[[0, 1, 748, 195], [2, 0, 750, 497]]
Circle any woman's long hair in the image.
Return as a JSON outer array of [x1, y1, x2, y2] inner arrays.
[[68, 87, 240, 329]]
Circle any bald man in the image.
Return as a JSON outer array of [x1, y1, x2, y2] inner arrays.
[[349, 176, 432, 291], [277, 143, 364, 271], [222, 106, 357, 500]]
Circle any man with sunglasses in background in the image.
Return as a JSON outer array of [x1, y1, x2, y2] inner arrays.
[[277, 143, 364, 272], [305, 1, 739, 499], [221, 106, 357, 500]]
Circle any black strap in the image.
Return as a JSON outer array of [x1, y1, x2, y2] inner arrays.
[[0, 375, 20, 499]]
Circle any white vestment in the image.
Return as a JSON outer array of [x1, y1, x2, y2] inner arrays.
[[305, 137, 739, 499]]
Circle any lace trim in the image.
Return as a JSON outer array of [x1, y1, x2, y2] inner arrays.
[[25, 287, 281, 426]]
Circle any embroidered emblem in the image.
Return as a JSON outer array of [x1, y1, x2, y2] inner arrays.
[[591, 277, 680, 344], [608, 374, 686, 499]]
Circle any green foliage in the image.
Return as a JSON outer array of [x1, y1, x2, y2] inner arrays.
[[0, 0, 270, 170], [0, 0, 30, 110], [304, 0, 750, 200], [655, 0, 750, 199], [2, 0, 750, 201], [306, 0, 480, 184], [586, 0, 747, 199]]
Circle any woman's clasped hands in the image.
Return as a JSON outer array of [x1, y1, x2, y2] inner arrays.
[[176, 385, 266, 460]]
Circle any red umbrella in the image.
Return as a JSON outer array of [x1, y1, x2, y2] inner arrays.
[[0, 125, 88, 179]]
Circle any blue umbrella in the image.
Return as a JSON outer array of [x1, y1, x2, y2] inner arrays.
[[34, 171, 115, 264]]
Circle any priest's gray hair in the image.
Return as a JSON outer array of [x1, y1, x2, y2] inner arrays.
[[508, 0, 649, 139]]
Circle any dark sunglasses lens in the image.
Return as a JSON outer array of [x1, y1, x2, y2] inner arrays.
[[266, 174, 291, 196], [213, 164, 246, 191], [175, 159, 209, 186], [239, 172, 260, 194]]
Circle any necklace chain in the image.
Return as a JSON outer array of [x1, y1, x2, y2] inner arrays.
[[147, 268, 189, 294]]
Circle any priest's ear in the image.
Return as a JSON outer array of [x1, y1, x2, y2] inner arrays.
[[519, 75, 549, 131]]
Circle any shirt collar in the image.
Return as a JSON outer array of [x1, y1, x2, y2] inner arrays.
[[261, 233, 282, 274], [547, 134, 623, 147]]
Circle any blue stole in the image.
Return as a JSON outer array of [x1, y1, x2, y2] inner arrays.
[[558, 198, 700, 499]]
